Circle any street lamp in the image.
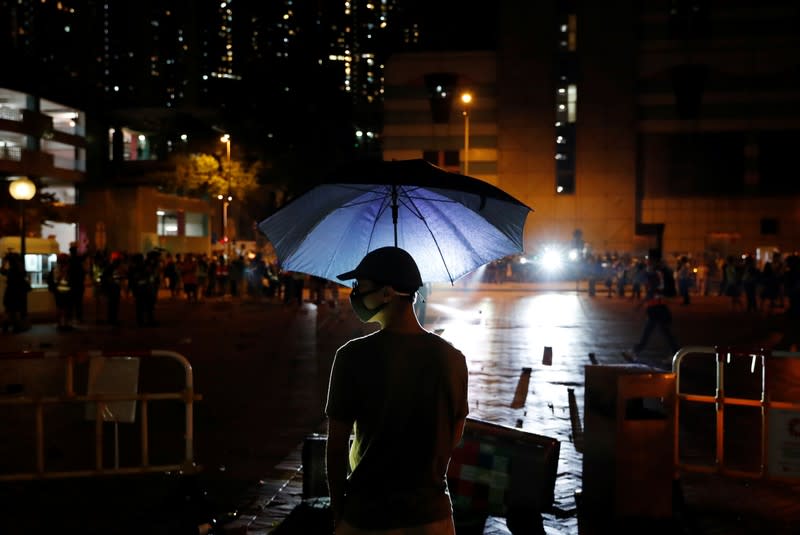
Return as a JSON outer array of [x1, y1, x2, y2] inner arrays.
[[460, 92, 473, 176], [217, 192, 233, 255], [221, 134, 231, 165], [219, 134, 232, 256], [8, 176, 37, 270]]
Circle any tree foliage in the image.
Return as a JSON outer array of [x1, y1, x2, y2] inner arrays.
[[169, 153, 260, 199]]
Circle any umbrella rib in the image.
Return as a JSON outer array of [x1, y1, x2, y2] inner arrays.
[[399, 186, 456, 284], [366, 190, 392, 251]]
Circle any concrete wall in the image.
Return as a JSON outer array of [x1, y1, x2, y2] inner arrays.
[[80, 187, 212, 255]]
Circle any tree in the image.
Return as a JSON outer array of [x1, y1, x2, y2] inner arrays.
[[166, 153, 260, 200]]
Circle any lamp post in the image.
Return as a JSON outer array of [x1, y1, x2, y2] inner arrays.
[[217, 192, 232, 256], [8, 176, 37, 269], [219, 134, 232, 257], [460, 92, 473, 176]]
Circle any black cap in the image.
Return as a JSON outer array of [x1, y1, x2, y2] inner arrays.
[[337, 247, 423, 293]]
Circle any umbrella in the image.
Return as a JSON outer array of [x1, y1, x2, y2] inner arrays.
[[257, 159, 532, 284]]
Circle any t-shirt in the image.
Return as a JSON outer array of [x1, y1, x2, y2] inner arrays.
[[325, 329, 469, 530]]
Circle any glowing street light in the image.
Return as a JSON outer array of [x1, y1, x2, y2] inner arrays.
[[8, 176, 37, 268], [220, 134, 231, 164], [460, 92, 473, 176]]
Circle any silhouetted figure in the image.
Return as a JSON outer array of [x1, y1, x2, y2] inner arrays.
[[326, 247, 469, 534], [677, 256, 693, 305], [48, 253, 73, 330], [67, 245, 87, 323], [1, 253, 31, 333], [625, 259, 679, 362], [101, 254, 124, 326]]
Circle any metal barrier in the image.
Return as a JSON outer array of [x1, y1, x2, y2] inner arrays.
[[672, 345, 800, 481], [0, 349, 201, 481]]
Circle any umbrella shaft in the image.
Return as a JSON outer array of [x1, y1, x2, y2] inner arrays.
[[392, 185, 398, 247]]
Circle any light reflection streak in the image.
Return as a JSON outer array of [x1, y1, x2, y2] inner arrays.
[[429, 291, 587, 430]]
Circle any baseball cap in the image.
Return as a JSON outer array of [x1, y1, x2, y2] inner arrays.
[[337, 246, 423, 293]]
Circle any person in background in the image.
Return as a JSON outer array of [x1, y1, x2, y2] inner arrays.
[[694, 258, 709, 297], [725, 256, 743, 310], [48, 253, 73, 331], [676, 256, 693, 305], [228, 254, 245, 297], [741, 254, 761, 313], [1, 252, 31, 333], [215, 255, 229, 297], [164, 253, 180, 298], [67, 244, 88, 324], [624, 257, 680, 363], [181, 253, 199, 303], [630, 260, 647, 300], [760, 261, 780, 312], [196, 255, 209, 302], [101, 252, 124, 326], [325, 246, 469, 535]]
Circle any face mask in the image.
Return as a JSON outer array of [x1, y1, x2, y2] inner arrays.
[[349, 286, 388, 323]]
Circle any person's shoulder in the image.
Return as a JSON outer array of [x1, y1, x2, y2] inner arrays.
[[422, 331, 467, 357], [422, 330, 453, 345], [336, 330, 380, 352]]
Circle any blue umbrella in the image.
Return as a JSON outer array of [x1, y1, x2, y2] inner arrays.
[[257, 159, 532, 284]]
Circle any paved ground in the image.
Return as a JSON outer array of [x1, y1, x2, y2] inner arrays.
[[0, 279, 799, 534]]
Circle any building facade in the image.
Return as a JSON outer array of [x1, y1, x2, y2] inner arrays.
[[0, 86, 213, 256], [383, 1, 800, 263]]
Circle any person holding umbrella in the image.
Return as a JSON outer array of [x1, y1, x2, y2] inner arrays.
[[325, 246, 469, 535]]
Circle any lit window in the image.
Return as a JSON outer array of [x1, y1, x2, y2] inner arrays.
[[157, 211, 179, 236], [185, 212, 207, 237], [567, 14, 577, 51], [567, 84, 577, 123]]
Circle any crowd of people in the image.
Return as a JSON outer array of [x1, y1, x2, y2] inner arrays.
[[3, 245, 800, 335], [479, 249, 800, 319], [583, 251, 800, 315], [1, 246, 345, 333]]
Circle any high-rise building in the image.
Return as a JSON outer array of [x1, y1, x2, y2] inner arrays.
[[1, 0, 462, 160]]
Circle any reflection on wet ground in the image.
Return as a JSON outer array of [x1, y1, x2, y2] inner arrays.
[[423, 283, 800, 534]]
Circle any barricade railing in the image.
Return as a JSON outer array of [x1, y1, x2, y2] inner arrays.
[[0, 349, 201, 481], [672, 345, 800, 481]]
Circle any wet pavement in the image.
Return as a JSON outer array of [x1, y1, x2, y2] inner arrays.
[[1, 279, 799, 534]]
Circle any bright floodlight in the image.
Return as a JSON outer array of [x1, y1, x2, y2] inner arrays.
[[541, 249, 563, 272]]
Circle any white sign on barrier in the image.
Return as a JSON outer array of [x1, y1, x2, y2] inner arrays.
[[768, 408, 800, 478], [84, 356, 140, 423]]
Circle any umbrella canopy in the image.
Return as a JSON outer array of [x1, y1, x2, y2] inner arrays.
[[257, 159, 533, 285]]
